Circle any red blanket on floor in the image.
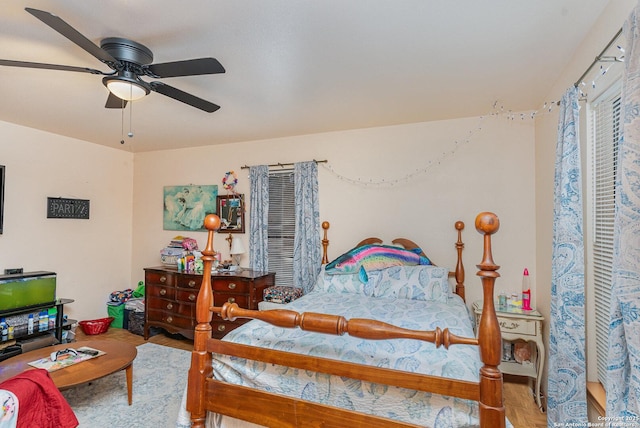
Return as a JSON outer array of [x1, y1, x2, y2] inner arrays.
[[0, 368, 78, 428]]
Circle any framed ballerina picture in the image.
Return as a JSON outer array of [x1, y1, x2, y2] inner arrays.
[[163, 185, 218, 231]]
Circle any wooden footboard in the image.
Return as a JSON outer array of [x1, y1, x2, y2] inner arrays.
[[202, 339, 479, 427], [187, 212, 504, 428]]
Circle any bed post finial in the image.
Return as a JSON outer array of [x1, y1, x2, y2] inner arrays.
[[474, 212, 505, 427], [321, 221, 330, 264], [475, 212, 499, 270]]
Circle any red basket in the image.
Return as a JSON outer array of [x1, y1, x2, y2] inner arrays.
[[78, 317, 115, 335]]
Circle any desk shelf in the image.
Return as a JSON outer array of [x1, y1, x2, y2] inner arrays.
[[0, 298, 74, 362]]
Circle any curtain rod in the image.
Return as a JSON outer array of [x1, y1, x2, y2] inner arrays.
[[240, 159, 328, 170], [573, 27, 623, 88]]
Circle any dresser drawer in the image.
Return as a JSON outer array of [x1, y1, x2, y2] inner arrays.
[[497, 315, 538, 336], [147, 284, 176, 300], [177, 275, 200, 289], [213, 278, 249, 293], [176, 289, 198, 304], [214, 293, 249, 308], [147, 297, 193, 317], [146, 271, 177, 287], [147, 308, 194, 330]]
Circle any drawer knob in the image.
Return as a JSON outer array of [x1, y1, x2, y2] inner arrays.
[[228, 283, 237, 290], [166, 316, 173, 323], [227, 297, 235, 304], [189, 294, 196, 301], [160, 276, 167, 283], [160, 288, 167, 296], [217, 325, 226, 332], [188, 280, 196, 288], [166, 303, 173, 310]]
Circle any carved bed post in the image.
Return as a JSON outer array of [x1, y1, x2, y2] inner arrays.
[[321, 221, 330, 264], [474, 212, 505, 427], [187, 214, 220, 428], [454, 220, 465, 301]]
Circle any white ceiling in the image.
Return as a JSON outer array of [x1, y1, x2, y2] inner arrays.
[[0, 1, 611, 152]]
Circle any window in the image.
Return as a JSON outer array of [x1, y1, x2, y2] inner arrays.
[[588, 87, 621, 388], [267, 171, 295, 287]]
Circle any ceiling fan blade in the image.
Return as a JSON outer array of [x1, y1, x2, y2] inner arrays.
[[0, 59, 105, 74], [150, 82, 220, 112], [105, 92, 127, 109], [146, 58, 225, 78], [25, 8, 118, 65]]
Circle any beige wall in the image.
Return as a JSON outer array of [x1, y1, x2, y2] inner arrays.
[[534, 0, 636, 412], [0, 121, 134, 323], [0, 112, 538, 321], [132, 113, 536, 309], [0, 101, 536, 324]]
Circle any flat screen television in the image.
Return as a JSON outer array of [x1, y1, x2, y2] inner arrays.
[[0, 165, 4, 234]]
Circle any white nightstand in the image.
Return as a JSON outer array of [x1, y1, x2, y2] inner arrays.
[[473, 300, 545, 410]]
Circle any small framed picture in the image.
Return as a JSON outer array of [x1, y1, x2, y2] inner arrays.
[[217, 194, 244, 233]]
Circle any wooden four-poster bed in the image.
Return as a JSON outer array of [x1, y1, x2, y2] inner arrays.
[[183, 212, 505, 428]]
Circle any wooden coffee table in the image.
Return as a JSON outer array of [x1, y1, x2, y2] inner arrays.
[[0, 339, 137, 405]]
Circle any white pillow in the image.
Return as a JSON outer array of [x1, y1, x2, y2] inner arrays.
[[373, 265, 450, 302], [311, 270, 380, 296]]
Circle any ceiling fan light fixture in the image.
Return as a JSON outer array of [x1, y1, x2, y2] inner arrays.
[[103, 72, 150, 101]]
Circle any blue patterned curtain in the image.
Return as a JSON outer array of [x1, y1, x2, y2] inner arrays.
[[249, 165, 269, 271], [606, 5, 640, 418], [548, 86, 587, 425], [293, 161, 321, 294]]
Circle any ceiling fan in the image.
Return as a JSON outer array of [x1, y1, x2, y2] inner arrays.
[[0, 7, 225, 112]]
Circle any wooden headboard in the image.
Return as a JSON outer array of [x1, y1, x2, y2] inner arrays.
[[320, 220, 467, 301]]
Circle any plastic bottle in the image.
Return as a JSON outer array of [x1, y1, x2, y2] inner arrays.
[[39, 311, 48, 331], [522, 268, 532, 310], [0, 318, 7, 341], [28, 314, 34, 334], [498, 291, 507, 308], [48, 307, 57, 330]]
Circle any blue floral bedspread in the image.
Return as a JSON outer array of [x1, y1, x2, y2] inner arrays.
[[211, 291, 489, 427], [177, 269, 514, 428]]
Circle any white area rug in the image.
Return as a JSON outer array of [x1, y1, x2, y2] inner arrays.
[[61, 342, 191, 428]]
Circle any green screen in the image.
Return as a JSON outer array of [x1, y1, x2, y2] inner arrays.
[[0, 274, 56, 311]]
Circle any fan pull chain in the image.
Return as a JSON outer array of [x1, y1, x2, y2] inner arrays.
[[128, 98, 134, 138], [120, 98, 125, 144]]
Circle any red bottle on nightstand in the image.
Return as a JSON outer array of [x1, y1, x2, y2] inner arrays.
[[522, 268, 532, 310]]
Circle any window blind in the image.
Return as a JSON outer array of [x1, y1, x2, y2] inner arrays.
[[591, 91, 620, 387], [268, 171, 295, 287]]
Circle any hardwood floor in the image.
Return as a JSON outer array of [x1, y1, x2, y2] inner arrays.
[[504, 376, 547, 428], [74, 326, 193, 351], [77, 328, 547, 428]]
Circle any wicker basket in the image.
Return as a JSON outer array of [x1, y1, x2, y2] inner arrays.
[[78, 317, 115, 335]]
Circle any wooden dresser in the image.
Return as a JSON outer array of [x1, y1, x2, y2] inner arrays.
[[143, 266, 275, 340]]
